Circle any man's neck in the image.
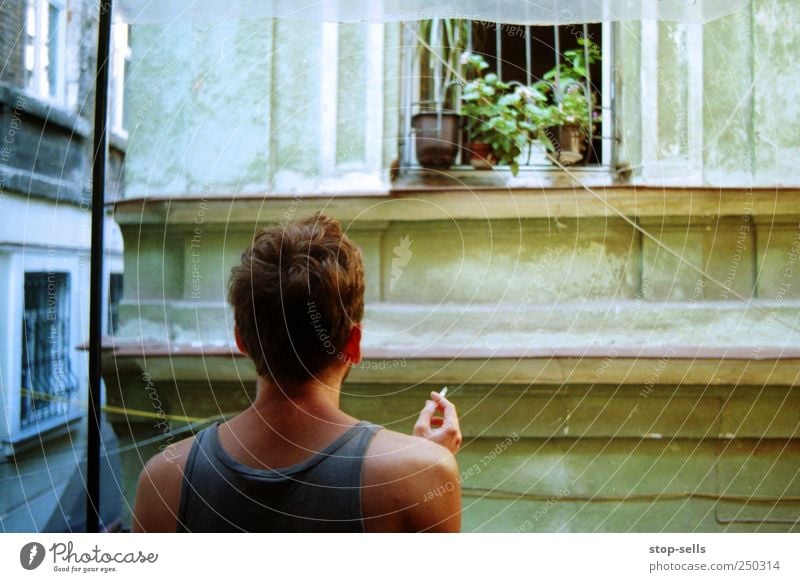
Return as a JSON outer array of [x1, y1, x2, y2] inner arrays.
[[218, 370, 358, 467], [250, 372, 348, 425]]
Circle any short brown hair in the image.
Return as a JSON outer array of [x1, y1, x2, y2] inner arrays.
[[228, 213, 365, 385]]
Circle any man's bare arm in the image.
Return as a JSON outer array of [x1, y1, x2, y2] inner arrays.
[[404, 446, 462, 532], [131, 442, 190, 532]]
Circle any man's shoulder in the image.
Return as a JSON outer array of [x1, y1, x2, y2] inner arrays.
[[367, 427, 456, 473], [142, 433, 196, 475], [361, 427, 461, 532], [131, 433, 197, 532]]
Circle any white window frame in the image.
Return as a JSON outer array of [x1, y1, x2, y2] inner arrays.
[[0, 249, 86, 452], [109, 22, 131, 137], [401, 20, 615, 173], [24, 0, 68, 106]]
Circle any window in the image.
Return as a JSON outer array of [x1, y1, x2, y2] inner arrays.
[[20, 272, 79, 431], [109, 23, 131, 135], [23, 0, 67, 104], [108, 273, 123, 334], [400, 20, 613, 173]]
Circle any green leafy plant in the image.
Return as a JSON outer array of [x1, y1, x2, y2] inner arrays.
[[543, 36, 601, 87], [416, 19, 470, 112], [460, 53, 537, 175], [534, 37, 601, 156]]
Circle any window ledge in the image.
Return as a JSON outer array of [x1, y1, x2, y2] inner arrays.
[[0, 82, 91, 138], [2, 411, 84, 458], [109, 129, 129, 153], [393, 165, 621, 190], [113, 185, 800, 225], [99, 341, 799, 388]]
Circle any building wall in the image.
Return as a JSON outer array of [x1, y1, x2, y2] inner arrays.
[[0, 0, 125, 531], [109, 2, 800, 532], [124, 18, 396, 196], [617, 1, 800, 185]]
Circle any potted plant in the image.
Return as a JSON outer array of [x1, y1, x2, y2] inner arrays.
[[536, 37, 601, 165], [460, 53, 536, 176], [412, 19, 469, 169]]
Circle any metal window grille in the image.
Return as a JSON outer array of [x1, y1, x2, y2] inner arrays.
[[20, 272, 79, 429], [400, 21, 613, 172], [108, 273, 123, 335]]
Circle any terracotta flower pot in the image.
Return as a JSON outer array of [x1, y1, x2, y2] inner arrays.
[[412, 112, 460, 169], [469, 142, 495, 170], [546, 124, 585, 166]]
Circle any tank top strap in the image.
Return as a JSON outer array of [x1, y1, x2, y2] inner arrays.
[[175, 423, 214, 533]]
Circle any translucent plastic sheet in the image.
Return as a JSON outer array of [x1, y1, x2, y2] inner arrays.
[[115, 0, 750, 25]]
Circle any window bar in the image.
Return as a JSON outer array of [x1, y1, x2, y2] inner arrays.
[[433, 19, 443, 137], [433, 19, 442, 110], [583, 23, 595, 162], [603, 20, 615, 169], [463, 21, 473, 166], [399, 22, 414, 173], [495, 25, 502, 80], [525, 25, 533, 164], [455, 20, 465, 165], [525, 25, 532, 85], [553, 26, 562, 104], [20, 274, 77, 429]]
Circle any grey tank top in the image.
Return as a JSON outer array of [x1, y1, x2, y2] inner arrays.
[[176, 420, 383, 532]]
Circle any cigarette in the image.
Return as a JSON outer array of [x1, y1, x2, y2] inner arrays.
[[439, 387, 448, 399]]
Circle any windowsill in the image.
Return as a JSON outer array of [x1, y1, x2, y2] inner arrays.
[[112, 185, 800, 225], [0, 82, 91, 138], [109, 128, 129, 153], [393, 164, 622, 190], [2, 411, 84, 458]]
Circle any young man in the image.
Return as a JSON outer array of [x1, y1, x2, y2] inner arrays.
[[132, 213, 462, 532]]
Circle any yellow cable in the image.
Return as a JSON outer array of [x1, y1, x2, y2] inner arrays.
[[20, 388, 219, 424]]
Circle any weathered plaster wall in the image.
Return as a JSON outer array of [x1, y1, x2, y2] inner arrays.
[[124, 19, 272, 196], [752, 0, 800, 184], [110, 7, 800, 532], [620, 0, 799, 185], [124, 20, 395, 197]]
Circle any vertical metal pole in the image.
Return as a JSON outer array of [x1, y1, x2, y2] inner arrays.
[[583, 24, 594, 161], [87, 0, 112, 534]]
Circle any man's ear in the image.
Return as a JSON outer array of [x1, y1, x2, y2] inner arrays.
[[234, 325, 249, 356], [341, 322, 362, 365]]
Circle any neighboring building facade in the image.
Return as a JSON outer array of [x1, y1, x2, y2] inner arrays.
[[109, 3, 799, 531], [0, 0, 126, 531]]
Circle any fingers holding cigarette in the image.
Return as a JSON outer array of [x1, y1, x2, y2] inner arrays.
[[413, 387, 462, 453]]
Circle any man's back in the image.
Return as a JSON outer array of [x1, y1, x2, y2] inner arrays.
[[132, 414, 461, 532], [133, 215, 462, 533]]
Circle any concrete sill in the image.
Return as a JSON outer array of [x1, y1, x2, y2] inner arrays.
[[392, 165, 620, 190], [0, 82, 91, 138], [99, 340, 800, 387], [2, 412, 84, 458], [111, 185, 800, 225]]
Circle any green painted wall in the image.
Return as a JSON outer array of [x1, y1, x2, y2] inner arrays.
[[111, 7, 800, 532]]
